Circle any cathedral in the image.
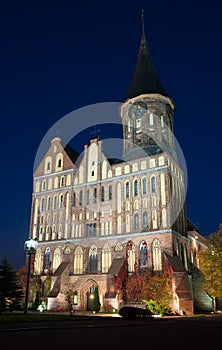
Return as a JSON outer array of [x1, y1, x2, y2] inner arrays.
[[29, 18, 209, 315]]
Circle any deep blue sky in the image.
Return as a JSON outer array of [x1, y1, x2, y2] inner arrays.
[[1, 0, 222, 270]]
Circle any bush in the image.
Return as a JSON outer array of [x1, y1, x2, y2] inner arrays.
[[142, 299, 174, 316], [118, 305, 153, 319]]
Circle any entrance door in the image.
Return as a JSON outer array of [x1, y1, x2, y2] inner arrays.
[[86, 285, 95, 311]]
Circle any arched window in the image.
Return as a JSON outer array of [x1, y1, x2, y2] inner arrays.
[[89, 245, 98, 273], [34, 247, 41, 275], [102, 244, 111, 273], [126, 214, 130, 232], [44, 247, 50, 270], [86, 189, 90, 205], [126, 241, 135, 273], [60, 176, 65, 187], [42, 180, 46, 191], [125, 181, 130, 198], [47, 196, 51, 210], [134, 179, 138, 196], [139, 240, 148, 267], [93, 188, 97, 203], [152, 238, 162, 271], [41, 197, 45, 211], [101, 186, 105, 202], [134, 213, 139, 230], [79, 190, 82, 206], [73, 192, 76, 207], [142, 178, 147, 195], [109, 185, 112, 200], [74, 246, 83, 274], [143, 212, 148, 229], [53, 247, 61, 273], [151, 176, 156, 193], [59, 194, 63, 208]]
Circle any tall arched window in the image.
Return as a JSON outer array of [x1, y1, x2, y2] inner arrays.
[[59, 194, 63, 208], [93, 188, 97, 203], [134, 213, 139, 230], [86, 189, 90, 205], [134, 179, 138, 196], [47, 196, 51, 210], [44, 247, 51, 270], [74, 246, 83, 274], [152, 238, 162, 271], [53, 247, 61, 273], [73, 192, 76, 207], [139, 240, 148, 267], [41, 197, 45, 211], [101, 186, 105, 202], [151, 176, 156, 193], [125, 181, 130, 198], [102, 244, 111, 273], [143, 212, 148, 229], [89, 245, 98, 273], [109, 185, 112, 200], [79, 190, 82, 206], [142, 178, 147, 194], [126, 241, 135, 273]]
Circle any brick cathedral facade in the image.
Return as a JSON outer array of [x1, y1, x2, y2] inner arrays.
[[29, 23, 208, 315]]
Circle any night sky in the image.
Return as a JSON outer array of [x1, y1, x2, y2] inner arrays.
[[1, 0, 222, 270]]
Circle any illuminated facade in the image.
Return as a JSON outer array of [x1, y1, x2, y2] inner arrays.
[[29, 23, 207, 314]]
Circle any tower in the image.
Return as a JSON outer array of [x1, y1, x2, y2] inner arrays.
[[120, 13, 175, 162]]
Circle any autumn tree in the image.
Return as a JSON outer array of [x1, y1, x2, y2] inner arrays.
[[125, 268, 172, 307], [199, 227, 222, 312]]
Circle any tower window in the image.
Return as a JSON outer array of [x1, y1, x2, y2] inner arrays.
[[101, 186, 105, 202], [79, 190, 82, 206], [109, 185, 112, 200], [151, 176, 156, 193], [142, 178, 147, 194], [47, 162, 50, 171], [134, 179, 138, 196], [94, 188, 97, 203], [125, 181, 130, 198]]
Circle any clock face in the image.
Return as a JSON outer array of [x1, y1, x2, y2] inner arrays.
[[129, 101, 146, 120]]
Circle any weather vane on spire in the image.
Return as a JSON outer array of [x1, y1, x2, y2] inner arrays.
[[141, 9, 145, 33]]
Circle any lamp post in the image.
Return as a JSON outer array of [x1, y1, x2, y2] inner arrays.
[[24, 238, 38, 314]]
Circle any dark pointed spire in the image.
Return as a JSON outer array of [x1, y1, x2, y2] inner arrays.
[[124, 11, 168, 100], [141, 9, 145, 33]]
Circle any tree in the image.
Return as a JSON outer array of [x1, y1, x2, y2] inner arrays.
[[93, 286, 100, 313], [0, 258, 23, 313], [199, 228, 222, 312], [125, 268, 172, 307]]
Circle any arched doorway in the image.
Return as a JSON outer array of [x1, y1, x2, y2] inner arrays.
[[86, 284, 95, 311]]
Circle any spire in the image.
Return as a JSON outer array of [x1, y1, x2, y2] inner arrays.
[[124, 11, 168, 100]]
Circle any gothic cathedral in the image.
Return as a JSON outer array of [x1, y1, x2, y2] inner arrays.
[[29, 20, 208, 315]]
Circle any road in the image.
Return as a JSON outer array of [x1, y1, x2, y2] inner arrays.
[[1, 314, 221, 349]]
